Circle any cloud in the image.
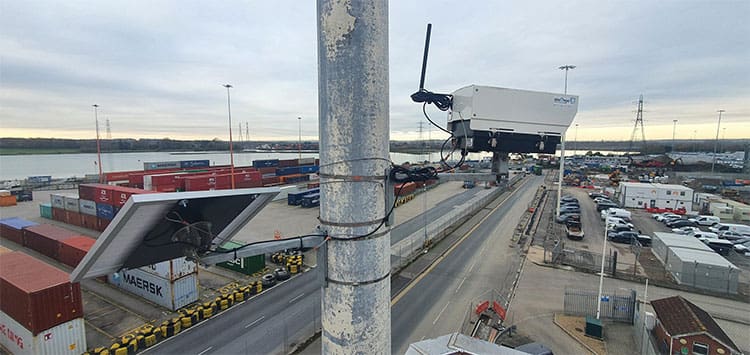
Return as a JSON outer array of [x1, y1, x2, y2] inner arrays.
[[1, 0, 748, 141]]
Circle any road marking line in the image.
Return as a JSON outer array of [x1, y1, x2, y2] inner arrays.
[[467, 257, 479, 273], [289, 293, 305, 304], [245, 316, 266, 329], [391, 178, 531, 305], [197, 346, 213, 355], [455, 276, 467, 293], [433, 302, 450, 325]]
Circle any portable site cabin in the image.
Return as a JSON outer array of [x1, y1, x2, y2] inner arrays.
[[618, 182, 693, 211]]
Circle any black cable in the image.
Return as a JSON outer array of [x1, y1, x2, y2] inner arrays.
[[212, 234, 328, 254], [421, 103, 451, 135], [330, 181, 406, 241], [411, 89, 452, 111], [389, 164, 438, 183]]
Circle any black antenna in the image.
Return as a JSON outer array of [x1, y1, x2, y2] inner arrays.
[[418, 23, 432, 91]]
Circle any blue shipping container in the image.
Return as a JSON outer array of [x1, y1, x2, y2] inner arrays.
[[27, 176, 52, 184], [287, 188, 320, 205], [0, 217, 38, 230], [96, 203, 115, 220], [180, 160, 210, 169], [253, 159, 280, 168], [276, 167, 301, 176], [299, 165, 319, 174]]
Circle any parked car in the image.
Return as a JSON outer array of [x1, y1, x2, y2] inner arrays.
[[561, 195, 578, 203], [559, 206, 581, 214], [719, 231, 750, 241], [607, 231, 650, 246], [637, 234, 652, 247], [733, 240, 750, 255], [692, 231, 718, 240], [688, 215, 721, 226], [594, 197, 614, 204], [565, 220, 584, 240], [600, 208, 631, 222], [607, 224, 634, 234], [589, 192, 607, 199], [606, 217, 634, 229], [596, 202, 619, 212], [667, 219, 697, 228], [560, 201, 580, 208], [700, 238, 733, 255], [709, 223, 750, 236], [661, 215, 684, 225], [671, 226, 701, 235], [555, 213, 580, 224], [654, 213, 680, 222]]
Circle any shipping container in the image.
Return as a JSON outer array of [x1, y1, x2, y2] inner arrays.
[[253, 159, 280, 168], [79, 214, 98, 230], [39, 203, 53, 219], [300, 193, 320, 208], [62, 195, 79, 212], [0, 218, 38, 245], [64, 211, 82, 227], [262, 176, 281, 186], [92, 185, 114, 205], [276, 166, 301, 176], [108, 269, 199, 310], [22, 224, 81, 259], [278, 159, 299, 167], [51, 207, 66, 222], [96, 217, 110, 232], [49, 194, 65, 209], [143, 161, 181, 170], [27, 176, 52, 185], [0, 312, 86, 355], [217, 241, 265, 275], [95, 203, 114, 220], [0, 252, 84, 335], [57, 236, 96, 268], [299, 157, 316, 165], [258, 167, 276, 175], [77, 184, 97, 201], [299, 165, 319, 174], [140, 257, 197, 281], [108, 186, 150, 208], [179, 159, 210, 169], [78, 199, 97, 216], [0, 195, 17, 206]]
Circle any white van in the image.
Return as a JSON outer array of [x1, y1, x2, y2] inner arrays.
[[709, 223, 750, 236], [600, 208, 632, 222], [688, 215, 721, 226], [692, 231, 718, 240]]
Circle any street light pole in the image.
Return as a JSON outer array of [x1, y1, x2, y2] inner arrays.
[[574, 123, 579, 156], [297, 116, 302, 161], [93, 104, 103, 183], [711, 110, 725, 174], [223, 84, 235, 189], [672, 119, 677, 153], [558, 65, 576, 94]]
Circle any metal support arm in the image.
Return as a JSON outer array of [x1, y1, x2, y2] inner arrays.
[[198, 235, 325, 266]]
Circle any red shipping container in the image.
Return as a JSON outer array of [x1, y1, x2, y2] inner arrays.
[[80, 214, 99, 230], [65, 210, 83, 227], [51, 207, 66, 222], [77, 184, 98, 201], [0, 252, 84, 335], [22, 224, 81, 259], [0, 225, 24, 245], [108, 186, 150, 207], [58, 236, 96, 268], [278, 159, 299, 167], [262, 176, 281, 186], [93, 185, 114, 205], [258, 167, 276, 175], [97, 217, 111, 232]]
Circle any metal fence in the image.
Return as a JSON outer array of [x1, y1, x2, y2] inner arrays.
[[563, 287, 637, 324]]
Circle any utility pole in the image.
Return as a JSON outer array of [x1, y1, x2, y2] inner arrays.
[[318, 1, 391, 353], [92, 104, 103, 183], [628, 95, 646, 153], [672, 119, 677, 153], [556, 65, 574, 217], [574, 123, 579, 155], [712, 110, 725, 174], [223, 84, 236, 189], [298, 116, 302, 161]]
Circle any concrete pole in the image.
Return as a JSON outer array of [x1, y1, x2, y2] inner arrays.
[[317, 1, 391, 353], [556, 133, 566, 217], [711, 109, 724, 174]]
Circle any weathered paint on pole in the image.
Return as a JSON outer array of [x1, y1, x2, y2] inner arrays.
[[317, 0, 391, 353]]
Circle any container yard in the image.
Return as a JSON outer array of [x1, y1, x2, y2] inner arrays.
[[0, 157, 465, 353]]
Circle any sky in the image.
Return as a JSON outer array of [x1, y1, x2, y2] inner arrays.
[[1, 0, 749, 142]]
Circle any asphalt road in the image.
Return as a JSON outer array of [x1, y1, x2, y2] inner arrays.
[[142, 180, 530, 355], [391, 176, 543, 354], [391, 187, 485, 244], [143, 269, 321, 355]]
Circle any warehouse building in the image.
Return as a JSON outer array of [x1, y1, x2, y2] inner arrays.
[[651, 232, 739, 294], [618, 182, 693, 211]]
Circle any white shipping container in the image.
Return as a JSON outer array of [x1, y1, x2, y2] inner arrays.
[[62, 195, 80, 212], [140, 257, 197, 281], [298, 157, 315, 165], [50, 194, 65, 209], [78, 199, 97, 216], [143, 175, 153, 191], [108, 268, 198, 310], [0, 312, 86, 355]]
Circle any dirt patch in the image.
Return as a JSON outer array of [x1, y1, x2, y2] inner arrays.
[[553, 314, 607, 355]]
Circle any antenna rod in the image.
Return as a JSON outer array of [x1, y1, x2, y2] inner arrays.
[[418, 23, 432, 91]]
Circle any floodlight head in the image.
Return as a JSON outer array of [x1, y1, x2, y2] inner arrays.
[[448, 85, 578, 154], [71, 188, 279, 282]]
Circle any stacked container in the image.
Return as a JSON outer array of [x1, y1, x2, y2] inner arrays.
[[78, 184, 149, 231], [57, 236, 97, 268], [0, 252, 86, 354], [108, 257, 199, 311], [0, 217, 38, 245], [22, 224, 82, 260]]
